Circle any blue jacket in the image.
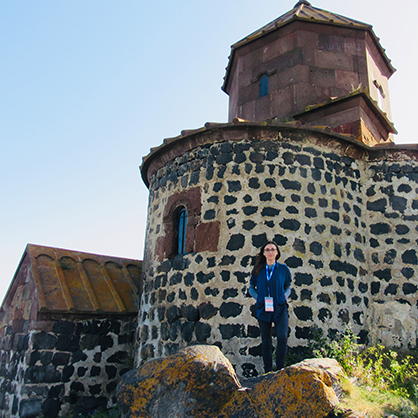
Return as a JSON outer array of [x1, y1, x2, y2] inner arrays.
[[249, 262, 291, 322]]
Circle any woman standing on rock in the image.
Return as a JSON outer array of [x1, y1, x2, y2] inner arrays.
[[249, 241, 292, 373]]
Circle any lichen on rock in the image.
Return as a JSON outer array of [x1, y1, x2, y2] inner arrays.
[[117, 345, 240, 417], [117, 345, 344, 418]]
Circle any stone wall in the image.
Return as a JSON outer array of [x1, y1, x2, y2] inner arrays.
[[139, 124, 418, 377], [365, 156, 418, 347], [0, 315, 136, 418]]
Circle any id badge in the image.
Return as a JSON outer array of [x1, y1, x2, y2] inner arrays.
[[265, 297, 274, 312]]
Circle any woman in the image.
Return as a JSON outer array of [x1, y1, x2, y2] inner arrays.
[[249, 241, 291, 373]]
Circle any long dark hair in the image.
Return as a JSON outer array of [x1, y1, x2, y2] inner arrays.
[[251, 241, 281, 277]]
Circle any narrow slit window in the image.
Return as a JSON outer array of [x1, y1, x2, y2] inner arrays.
[[259, 75, 269, 97], [177, 207, 187, 255], [373, 80, 385, 110]]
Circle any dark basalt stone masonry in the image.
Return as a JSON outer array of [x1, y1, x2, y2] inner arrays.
[[139, 122, 418, 377], [0, 317, 135, 418]]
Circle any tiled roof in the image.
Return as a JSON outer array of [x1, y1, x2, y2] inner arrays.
[[233, 0, 372, 50], [222, 1, 395, 92], [23, 244, 141, 314]]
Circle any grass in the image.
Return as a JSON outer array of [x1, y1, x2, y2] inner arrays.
[[300, 326, 418, 418], [339, 377, 417, 417]]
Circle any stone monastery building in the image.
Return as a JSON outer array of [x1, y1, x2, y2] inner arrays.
[[1, 1, 418, 417]]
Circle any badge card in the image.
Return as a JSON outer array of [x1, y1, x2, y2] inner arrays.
[[265, 297, 274, 312]]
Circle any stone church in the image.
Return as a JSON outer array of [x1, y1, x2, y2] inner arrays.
[[138, 0, 417, 377], [1, 1, 418, 417]]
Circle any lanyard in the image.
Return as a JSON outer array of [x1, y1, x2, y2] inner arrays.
[[266, 263, 275, 282], [266, 263, 275, 299]]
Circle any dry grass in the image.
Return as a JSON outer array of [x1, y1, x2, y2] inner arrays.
[[339, 377, 418, 418]]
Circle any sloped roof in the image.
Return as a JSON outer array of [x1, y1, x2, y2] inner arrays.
[[222, 0, 395, 92], [3, 244, 142, 315], [235, 0, 372, 48], [293, 88, 397, 134]]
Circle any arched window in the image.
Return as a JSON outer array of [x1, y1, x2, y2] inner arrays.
[[259, 75, 269, 97], [176, 207, 187, 255]]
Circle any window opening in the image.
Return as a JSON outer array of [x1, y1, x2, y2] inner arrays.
[[373, 80, 385, 110], [177, 207, 187, 255], [259, 75, 269, 98]]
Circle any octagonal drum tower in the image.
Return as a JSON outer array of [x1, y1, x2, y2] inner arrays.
[[137, 2, 418, 377]]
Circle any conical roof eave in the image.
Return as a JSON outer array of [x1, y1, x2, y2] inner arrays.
[[231, 1, 372, 51], [222, 2, 394, 93]]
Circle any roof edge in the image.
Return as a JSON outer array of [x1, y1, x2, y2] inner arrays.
[[140, 121, 373, 188], [292, 88, 397, 134], [0, 245, 32, 313], [222, 5, 395, 93]]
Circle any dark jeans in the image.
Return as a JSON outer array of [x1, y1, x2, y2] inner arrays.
[[258, 308, 288, 373]]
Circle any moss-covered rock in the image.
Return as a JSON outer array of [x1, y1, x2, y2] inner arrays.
[[117, 345, 343, 418], [117, 345, 240, 417], [244, 358, 342, 418]]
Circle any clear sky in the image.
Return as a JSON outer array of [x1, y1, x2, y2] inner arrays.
[[1, 0, 417, 304]]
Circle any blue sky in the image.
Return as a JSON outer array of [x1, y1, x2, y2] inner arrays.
[[1, 0, 417, 304]]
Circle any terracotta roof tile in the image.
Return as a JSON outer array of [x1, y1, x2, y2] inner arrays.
[[26, 244, 142, 314]]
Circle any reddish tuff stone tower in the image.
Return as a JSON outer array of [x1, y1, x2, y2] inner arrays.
[[222, 0, 396, 146]]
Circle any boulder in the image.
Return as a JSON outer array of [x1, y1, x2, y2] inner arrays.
[[241, 358, 342, 418], [117, 345, 240, 417], [117, 345, 343, 418], [295, 357, 345, 398], [219, 358, 343, 418]]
